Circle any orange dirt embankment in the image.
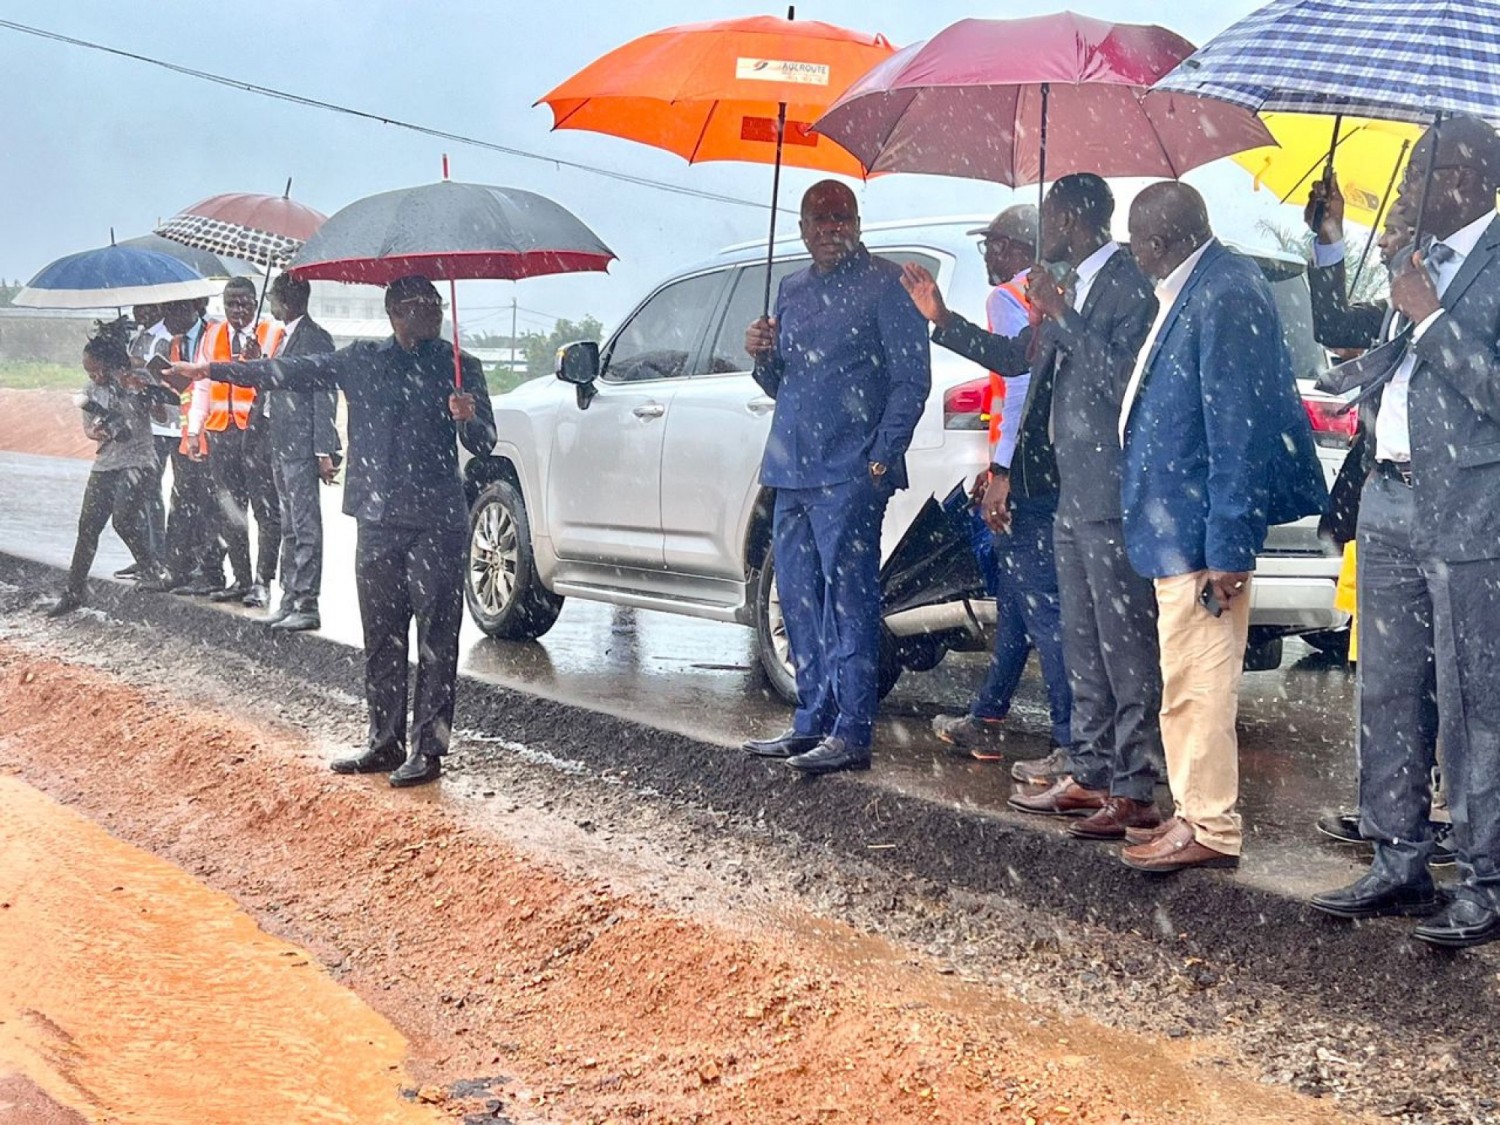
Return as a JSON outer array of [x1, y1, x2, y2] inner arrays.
[[0, 389, 94, 460], [0, 646, 1365, 1125]]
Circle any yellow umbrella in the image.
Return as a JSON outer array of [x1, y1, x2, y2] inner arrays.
[[1233, 113, 1422, 227]]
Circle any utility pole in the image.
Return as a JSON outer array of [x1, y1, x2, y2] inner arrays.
[[511, 297, 519, 372]]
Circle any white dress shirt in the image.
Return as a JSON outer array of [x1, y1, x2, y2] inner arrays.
[[1119, 239, 1214, 444], [1071, 241, 1120, 312], [1374, 210, 1494, 463], [276, 315, 303, 356]]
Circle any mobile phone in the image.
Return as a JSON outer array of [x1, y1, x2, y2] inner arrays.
[[145, 353, 173, 378], [1199, 580, 1223, 618]]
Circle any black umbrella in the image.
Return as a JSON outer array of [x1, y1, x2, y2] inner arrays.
[[288, 162, 616, 388], [880, 483, 989, 617]]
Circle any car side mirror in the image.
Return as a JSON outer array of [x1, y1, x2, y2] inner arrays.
[[555, 341, 600, 409]]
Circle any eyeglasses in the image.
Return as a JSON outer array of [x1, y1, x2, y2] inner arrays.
[[391, 296, 446, 312]]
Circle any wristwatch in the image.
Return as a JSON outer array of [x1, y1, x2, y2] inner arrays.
[[869, 461, 888, 477]]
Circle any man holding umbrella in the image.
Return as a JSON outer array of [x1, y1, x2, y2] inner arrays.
[[169, 274, 495, 789], [742, 180, 931, 775], [1312, 117, 1500, 948]]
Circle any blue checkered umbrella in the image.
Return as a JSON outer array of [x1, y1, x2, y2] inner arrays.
[[1153, 0, 1500, 124]]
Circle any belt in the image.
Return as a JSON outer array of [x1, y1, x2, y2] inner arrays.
[[1376, 459, 1413, 486]]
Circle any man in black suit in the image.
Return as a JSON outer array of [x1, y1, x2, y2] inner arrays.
[[169, 274, 496, 789], [263, 273, 339, 632], [1311, 116, 1500, 948]]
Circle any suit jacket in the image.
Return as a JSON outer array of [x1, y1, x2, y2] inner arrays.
[[266, 317, 340, 462], [1402, 213, 1500, 561], [1119, 240, 1327, 578]]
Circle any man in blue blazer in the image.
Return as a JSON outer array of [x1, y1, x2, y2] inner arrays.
[[1116, 183, 1326, 874]]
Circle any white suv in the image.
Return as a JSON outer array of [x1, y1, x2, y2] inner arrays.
[[462, 218, 1349, 701]]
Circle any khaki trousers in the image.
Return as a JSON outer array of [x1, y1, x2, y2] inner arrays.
[[1154, 571, 1252, 855]]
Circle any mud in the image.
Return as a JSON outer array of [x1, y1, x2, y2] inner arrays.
[[0, 569, 1494, 1122], [0, 390, 92, 461]]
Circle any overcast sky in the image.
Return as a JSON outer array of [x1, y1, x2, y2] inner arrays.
[[2, 0, 1294, 335]]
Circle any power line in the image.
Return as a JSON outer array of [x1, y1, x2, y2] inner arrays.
[[0, 18, 796, 215]]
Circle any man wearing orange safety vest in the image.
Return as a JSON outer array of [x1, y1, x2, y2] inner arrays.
[[185, 276, 284, 606]]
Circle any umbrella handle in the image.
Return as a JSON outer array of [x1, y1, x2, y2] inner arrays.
[[1036, 83, 1049, 262], [762, 100, 788, 320], [450, 277, 463, 390], [1309, 114, 1343, 236], [1349, 138, 1410, 295]]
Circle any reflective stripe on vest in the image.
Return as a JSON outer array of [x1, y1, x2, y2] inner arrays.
[[199, 321, 284, 431], [984, 279, 1031, 451]]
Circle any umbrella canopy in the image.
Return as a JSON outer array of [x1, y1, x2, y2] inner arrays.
[[287, 180, 615, 286], [1151, 0, 1500, 124], [536, 14, 893, 177], [880, 484, 988, 617], [1233, 113, 1421, 225], [14, 243, 221, 309], [156, 191, 327, 269], [119, 233, 249, 280], [813, 13, 1273, 186]]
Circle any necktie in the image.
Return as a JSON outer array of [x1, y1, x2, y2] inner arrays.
[[1424, 241, 1456, 269], [231, 330, 243, 357]]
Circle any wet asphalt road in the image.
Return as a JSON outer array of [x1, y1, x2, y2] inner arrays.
[[0, 450, 1372, 899]]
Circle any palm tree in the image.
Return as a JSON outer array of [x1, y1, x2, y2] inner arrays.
[[1256, 220, 1389, 306]]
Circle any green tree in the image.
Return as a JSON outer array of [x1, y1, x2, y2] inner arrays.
[[0, 279, 20, 307], [523, 315, 605, 379]]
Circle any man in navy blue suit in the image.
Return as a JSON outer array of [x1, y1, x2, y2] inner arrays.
[[1116, 183, 1326, 873], [741, 180, 932, 775]]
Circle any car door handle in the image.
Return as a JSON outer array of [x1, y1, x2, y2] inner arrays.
[[632, 403, 666, 419], [746, 397, 775, 414]]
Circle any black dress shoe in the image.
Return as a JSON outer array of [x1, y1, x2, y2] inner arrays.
[[1315, 811, 1366, 844], [1310, 873, 1438, 920], [270, 610, 321, 632], [210, 584, 252, 602], [786, 736, 870, 775], [137, 569, 174, 592], [330, 746, 405, 775], [242, 582, 269, 608], [46, 591, 84, 618], [172, 578, 220, 597], [113, 563, 139, 580], [388, 752, 442, 788], [264, 602, 293, 626], [743, 729, 824, 758], [1413, 897, 1500, 949]]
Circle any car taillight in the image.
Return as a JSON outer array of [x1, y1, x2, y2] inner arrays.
[[1303, 397, 1358, 447], [944, 377, 989, 430]]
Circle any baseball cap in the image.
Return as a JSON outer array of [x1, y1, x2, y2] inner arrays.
[[967, 204, 1039, 245]]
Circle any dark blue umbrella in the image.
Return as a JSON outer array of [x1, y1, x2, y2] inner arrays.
[[1153, 0, 1500, 123], [14, 239, 222, 309], [119, 233, 253, 280]]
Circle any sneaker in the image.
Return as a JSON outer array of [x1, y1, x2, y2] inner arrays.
[[1011, 744, 1070, 785], [1431, 822, 1457, 869], [113, 563, 139, 580], [931, 714, 1005, 760]]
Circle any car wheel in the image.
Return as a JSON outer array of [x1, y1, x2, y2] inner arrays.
[[753, 551, 902, 705], [1301, 628, 1351, 660], [1243, 635, 1284, 672], [464, 479, 563, 640]]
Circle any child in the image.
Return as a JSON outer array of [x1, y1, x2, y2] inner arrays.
[[48, 318, 173, 617]]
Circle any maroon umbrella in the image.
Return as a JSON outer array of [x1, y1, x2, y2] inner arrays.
[[813, 13, 1274, 251]]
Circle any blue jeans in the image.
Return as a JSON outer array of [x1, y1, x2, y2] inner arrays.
[[971, 492, 1072, 748], [773, 475, 891, 751]]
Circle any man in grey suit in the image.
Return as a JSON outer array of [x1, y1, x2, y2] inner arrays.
[[1311, 116, 1500, 948], [997, 175, 1165, 836], [263, 273, 339, 631]]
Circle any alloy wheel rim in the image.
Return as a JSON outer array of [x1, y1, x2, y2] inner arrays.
[[470, 501, 520, 616]]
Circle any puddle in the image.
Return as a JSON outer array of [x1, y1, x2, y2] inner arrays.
[[0, 775, 443, 1125]]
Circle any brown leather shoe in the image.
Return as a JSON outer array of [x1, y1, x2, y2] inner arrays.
[[1124, 817, 1178, 846], [1120, 819, 1239, 873], [1007, 776, 1106, 817], [1069, 796, 1162, 840]]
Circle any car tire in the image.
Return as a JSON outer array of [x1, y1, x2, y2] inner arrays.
[[1243, 635, 1284, 672], [464, 479, 563, 641], [752, 551, 902, 705]]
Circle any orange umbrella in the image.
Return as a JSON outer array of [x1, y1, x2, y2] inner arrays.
[[537, 10, 895, 313]]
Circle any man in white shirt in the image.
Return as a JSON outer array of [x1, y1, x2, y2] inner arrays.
[[1311, 116, 1500, 950]]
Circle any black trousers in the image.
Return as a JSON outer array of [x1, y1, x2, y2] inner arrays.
[[67, 467, 160, 595], [209, 420, 281, 587], [273, 456, 324, 610], [145, 434, 176, 558], [165, 446, 215, 583], [356, 522, 466, 758]]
